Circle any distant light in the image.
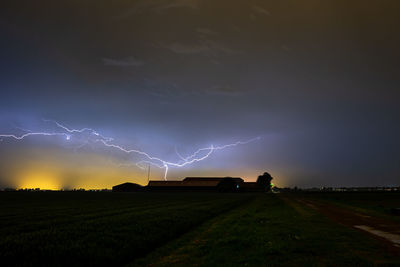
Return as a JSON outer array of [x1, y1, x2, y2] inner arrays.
[[66, 135, 71, 140], [236, 184, 239, 189]]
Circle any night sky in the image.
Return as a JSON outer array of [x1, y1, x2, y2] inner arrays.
[[0, 1, 399, 189]]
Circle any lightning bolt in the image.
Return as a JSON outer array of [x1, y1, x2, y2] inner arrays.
[[0, 132, 70, 140], [0, 120, 260, 180], [42, 119, 113, 142]]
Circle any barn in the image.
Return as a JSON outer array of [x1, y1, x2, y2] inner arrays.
[[113, 173, 273, 193], [147, 177, 244, 192], [112, 182, 143, 192]]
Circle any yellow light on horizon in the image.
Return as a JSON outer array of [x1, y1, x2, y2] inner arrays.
[[18, 172, 62, 190]]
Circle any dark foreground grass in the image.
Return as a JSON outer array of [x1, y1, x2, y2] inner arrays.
[[0, 192, 254, 266], [1, 192, 399, 266], [132, 194, 400, 266]]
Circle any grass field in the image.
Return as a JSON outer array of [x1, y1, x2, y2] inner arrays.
[[0, 192, 399, 266]]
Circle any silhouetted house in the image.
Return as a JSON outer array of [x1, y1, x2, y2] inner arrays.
[[215, 178, 242, 192], [147, 177, 244, 192], [146, 181, 183, 191], [112, 182, 142, 192]]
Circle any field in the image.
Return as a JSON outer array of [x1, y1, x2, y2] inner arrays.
[[0, 192, 399, 266]]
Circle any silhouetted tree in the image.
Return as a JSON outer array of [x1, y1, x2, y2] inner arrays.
[[257, 172, 273, 192]]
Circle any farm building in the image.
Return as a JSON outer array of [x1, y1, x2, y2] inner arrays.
[[147, 177, 244, 192], [112, 182, 143, 192], [113, 173, 273, 193]]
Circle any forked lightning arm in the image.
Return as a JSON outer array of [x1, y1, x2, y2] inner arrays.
[[0, 120, 260, 180]]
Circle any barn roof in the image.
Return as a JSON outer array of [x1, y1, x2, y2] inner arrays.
[[182, 180, 220, 187], [113, 182, 142, 188], [112, 182, 142, 192], [184, 177, 244, 183]]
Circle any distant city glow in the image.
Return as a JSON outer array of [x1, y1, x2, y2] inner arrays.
[[18, 170, 62, 190]]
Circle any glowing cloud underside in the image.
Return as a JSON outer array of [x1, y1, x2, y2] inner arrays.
[[0, 120, 260, 180]]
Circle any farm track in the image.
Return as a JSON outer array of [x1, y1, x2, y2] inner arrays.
[[287, 195, 400, 255]]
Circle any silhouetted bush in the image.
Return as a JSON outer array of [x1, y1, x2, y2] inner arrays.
[[257, 172, 273, 192]]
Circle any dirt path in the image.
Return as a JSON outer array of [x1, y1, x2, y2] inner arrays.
[[292, 196, 400, 254]]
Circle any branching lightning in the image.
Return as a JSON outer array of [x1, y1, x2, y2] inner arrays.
[[0, 120, 260, 180]]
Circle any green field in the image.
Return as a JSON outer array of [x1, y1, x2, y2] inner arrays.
[[0, 192, 399, 266]]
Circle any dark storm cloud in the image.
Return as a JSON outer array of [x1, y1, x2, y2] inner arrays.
[[0, 0, 399, 187], [156, 0, 200, 10], [252, 5, 271, 16], [196, 28, 218, 36], [115, 0, 200, 19], [161, 40, 240, 55], [102, 57, 144, 67], [206, 86, 243, 97]]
